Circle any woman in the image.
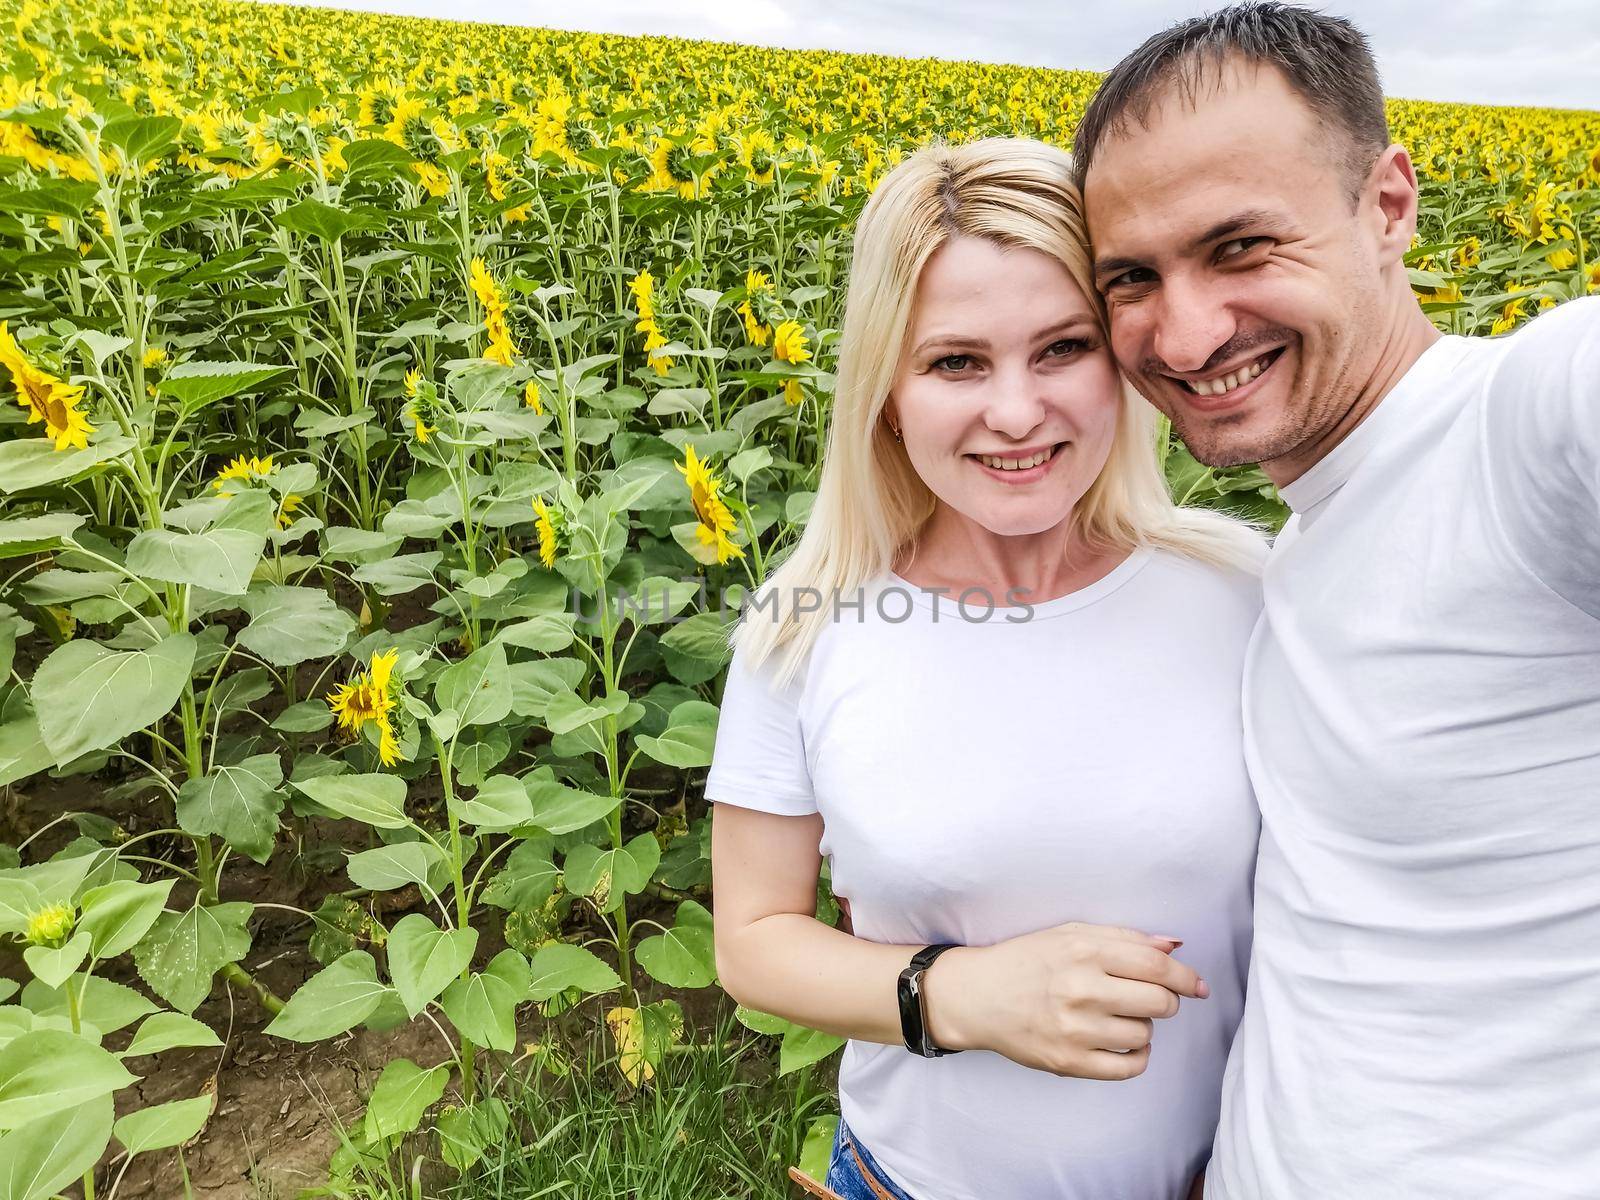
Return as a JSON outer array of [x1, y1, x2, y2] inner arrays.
[[708, 138, 1265, 1200]]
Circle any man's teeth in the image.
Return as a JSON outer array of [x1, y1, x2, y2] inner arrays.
[[1185, 355, 1269, 396], [977, 446, 1053, 471]]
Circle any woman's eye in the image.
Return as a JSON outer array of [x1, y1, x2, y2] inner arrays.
[[932, 354, 972, 372], [1045, 339, 1088, 358]]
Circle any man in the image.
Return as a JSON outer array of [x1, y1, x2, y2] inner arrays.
[[1075, 4, 1599, 1197]]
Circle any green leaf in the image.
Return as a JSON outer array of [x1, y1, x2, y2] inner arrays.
[[0, 1092, 113, 1200], [22, 935, 89, 991], [779, 1024, 846, 1076], [799, 1114, 841, 1182], [361, 1058, 448, 1142], [121, 1011, 221, 1058], [237, 586, 357, 666], [344, 841, 445, 893], [733, 1006, 790, 1037], [265, 951, 391, 1042], [506, 658, 587, 718], [103, 115, 181, 162], [273, 198, 377, 243], [270, 700, 333, 733], [176, 755, 282, 864], [451, 775, 535, 832], [387, 914, 477, 1019], [634, 899, 716, 989], [21, 975, 156, 1035], [439, 950, 530, 1053], [432, 642, 512, 728], [437, 1097, 509, 1173], [634, 700, 719, 769], [76, 879, 174, 960], [526, 944, 621, 1002], [728, 447, 773, 483], [0, 719, 53, 789], [0, 438, 134, 496], [153, 361, 290, 409], [113, 1094, 211, 1157], [658, 611, 734, 685], [563, 835, 660, 913], [291, 773, 409, 829], [32, 634, 196, 765], [131, 903, 252, 1013], [524, 779, 619, 836], [480, 842, 559, 911], [0, 515, 83, 560], [352, 552, 441, 596], [338, 138, 417, 179], [0, 1031, 136, 1131], [125, 527, 265, 595]]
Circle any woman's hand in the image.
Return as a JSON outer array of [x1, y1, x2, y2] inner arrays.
[[921, 921, 1208, 1080]]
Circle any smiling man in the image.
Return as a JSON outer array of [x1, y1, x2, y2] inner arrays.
[[1075, 4, 1600, 1197]]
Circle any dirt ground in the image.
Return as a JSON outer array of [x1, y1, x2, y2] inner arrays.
[[1, 766, 719, 1200]]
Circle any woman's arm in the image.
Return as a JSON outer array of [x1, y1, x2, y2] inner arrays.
[[712, 803, 1210, 1079]]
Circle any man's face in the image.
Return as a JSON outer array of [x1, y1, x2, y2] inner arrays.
[[1084, 61, 1390, 473]]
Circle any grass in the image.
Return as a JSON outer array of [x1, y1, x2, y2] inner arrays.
[[310, 1012, 840, 1200]]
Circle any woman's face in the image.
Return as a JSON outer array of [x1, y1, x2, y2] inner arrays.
[[889, 236, 1122, 538]]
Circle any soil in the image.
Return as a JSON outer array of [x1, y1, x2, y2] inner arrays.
[[2, 763, 729, 1200]]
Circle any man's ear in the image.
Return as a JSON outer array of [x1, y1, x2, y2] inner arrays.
[[1364, 143, 1419, 266]]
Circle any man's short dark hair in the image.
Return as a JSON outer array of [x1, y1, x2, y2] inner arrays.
[[1071, 2, 1389, 204]]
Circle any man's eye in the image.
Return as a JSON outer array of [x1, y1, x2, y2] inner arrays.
[[1104, 267, 1156, 290], [932, 354, 973, 372], [1219, 237, 1266, 259]]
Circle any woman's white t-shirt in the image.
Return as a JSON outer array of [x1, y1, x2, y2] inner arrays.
[[706, 547, 1263, 1200]]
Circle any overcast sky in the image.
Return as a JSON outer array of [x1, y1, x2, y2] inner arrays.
[[273, 0, 1600, 111]]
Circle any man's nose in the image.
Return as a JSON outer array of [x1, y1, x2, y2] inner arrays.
[[1152, 277, 1236, 375]]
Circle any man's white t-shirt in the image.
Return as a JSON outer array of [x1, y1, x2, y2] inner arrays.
[[1211, 297, 1600, 1199], [707, 548, 1262, 1200]]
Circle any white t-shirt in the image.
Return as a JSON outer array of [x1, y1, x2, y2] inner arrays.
[[1211, 297, 1600, 1199], [707, 548, 1262, 1200]]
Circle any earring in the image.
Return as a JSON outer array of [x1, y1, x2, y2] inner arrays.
[[890, 423, 902, 443]]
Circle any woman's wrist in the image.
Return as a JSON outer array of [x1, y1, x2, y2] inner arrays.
[[919, 945, 980, 1052]]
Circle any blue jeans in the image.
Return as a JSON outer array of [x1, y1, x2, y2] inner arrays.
[[825, 1118, 918, 1200]]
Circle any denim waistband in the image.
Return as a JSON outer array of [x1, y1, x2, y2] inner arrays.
[[828, 1117, 918, 1200]]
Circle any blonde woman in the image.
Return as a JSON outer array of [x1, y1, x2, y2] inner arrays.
[[708, 138, 1265, 1200]]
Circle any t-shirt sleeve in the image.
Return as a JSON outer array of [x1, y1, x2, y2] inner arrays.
[[1483, 295, 1600, 619], [704, 639, 818, 816]]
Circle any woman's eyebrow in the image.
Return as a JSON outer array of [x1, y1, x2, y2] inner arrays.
[[910, 315, 1096, 358]]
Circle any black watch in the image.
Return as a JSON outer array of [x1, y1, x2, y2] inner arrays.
[[897, 943, 963, 1058]]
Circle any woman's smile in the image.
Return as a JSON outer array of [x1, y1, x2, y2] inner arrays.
[[967, 440, 1069, 483]]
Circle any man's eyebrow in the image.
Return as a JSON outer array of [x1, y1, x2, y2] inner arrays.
[[910, 315, 1097, 358], [1094, 210, 1288, 280]]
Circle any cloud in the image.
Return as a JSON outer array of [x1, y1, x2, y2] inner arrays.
[[264, 0, 1600, 110]]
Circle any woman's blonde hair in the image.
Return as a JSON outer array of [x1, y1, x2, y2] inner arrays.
[[732, 137, 1265, 688]]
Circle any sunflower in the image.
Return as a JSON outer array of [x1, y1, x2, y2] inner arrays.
[[772, 319, 811, 364], [213, 452, 275, 495], [327, 648, 403, 767], [627, 270, 674, 375], [738, 270, 773, 346], [531, 496, 561, 568], [523, 380, 543, 414], [676, 444, 743, 565], [0, 323, 95, 451]]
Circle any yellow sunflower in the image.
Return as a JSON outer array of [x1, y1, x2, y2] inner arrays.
[[327, 648, 403, 767], [0, 323, 95, 451], [772, 320, 811, 364], [531, 496, 561, 568], [676, 444, 743, 564]]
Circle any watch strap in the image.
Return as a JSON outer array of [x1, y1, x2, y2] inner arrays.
[[897, 942, 961, 1057]]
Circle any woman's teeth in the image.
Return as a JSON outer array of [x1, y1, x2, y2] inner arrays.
[[1185, 352, 1273, 397], [976, 446, 1054, 471]]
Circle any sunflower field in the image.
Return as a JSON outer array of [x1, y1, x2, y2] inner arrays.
[[0, 0, 1595, 1194]]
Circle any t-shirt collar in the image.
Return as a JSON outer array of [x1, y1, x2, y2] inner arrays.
[[1275, 335, 1467, 514]]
